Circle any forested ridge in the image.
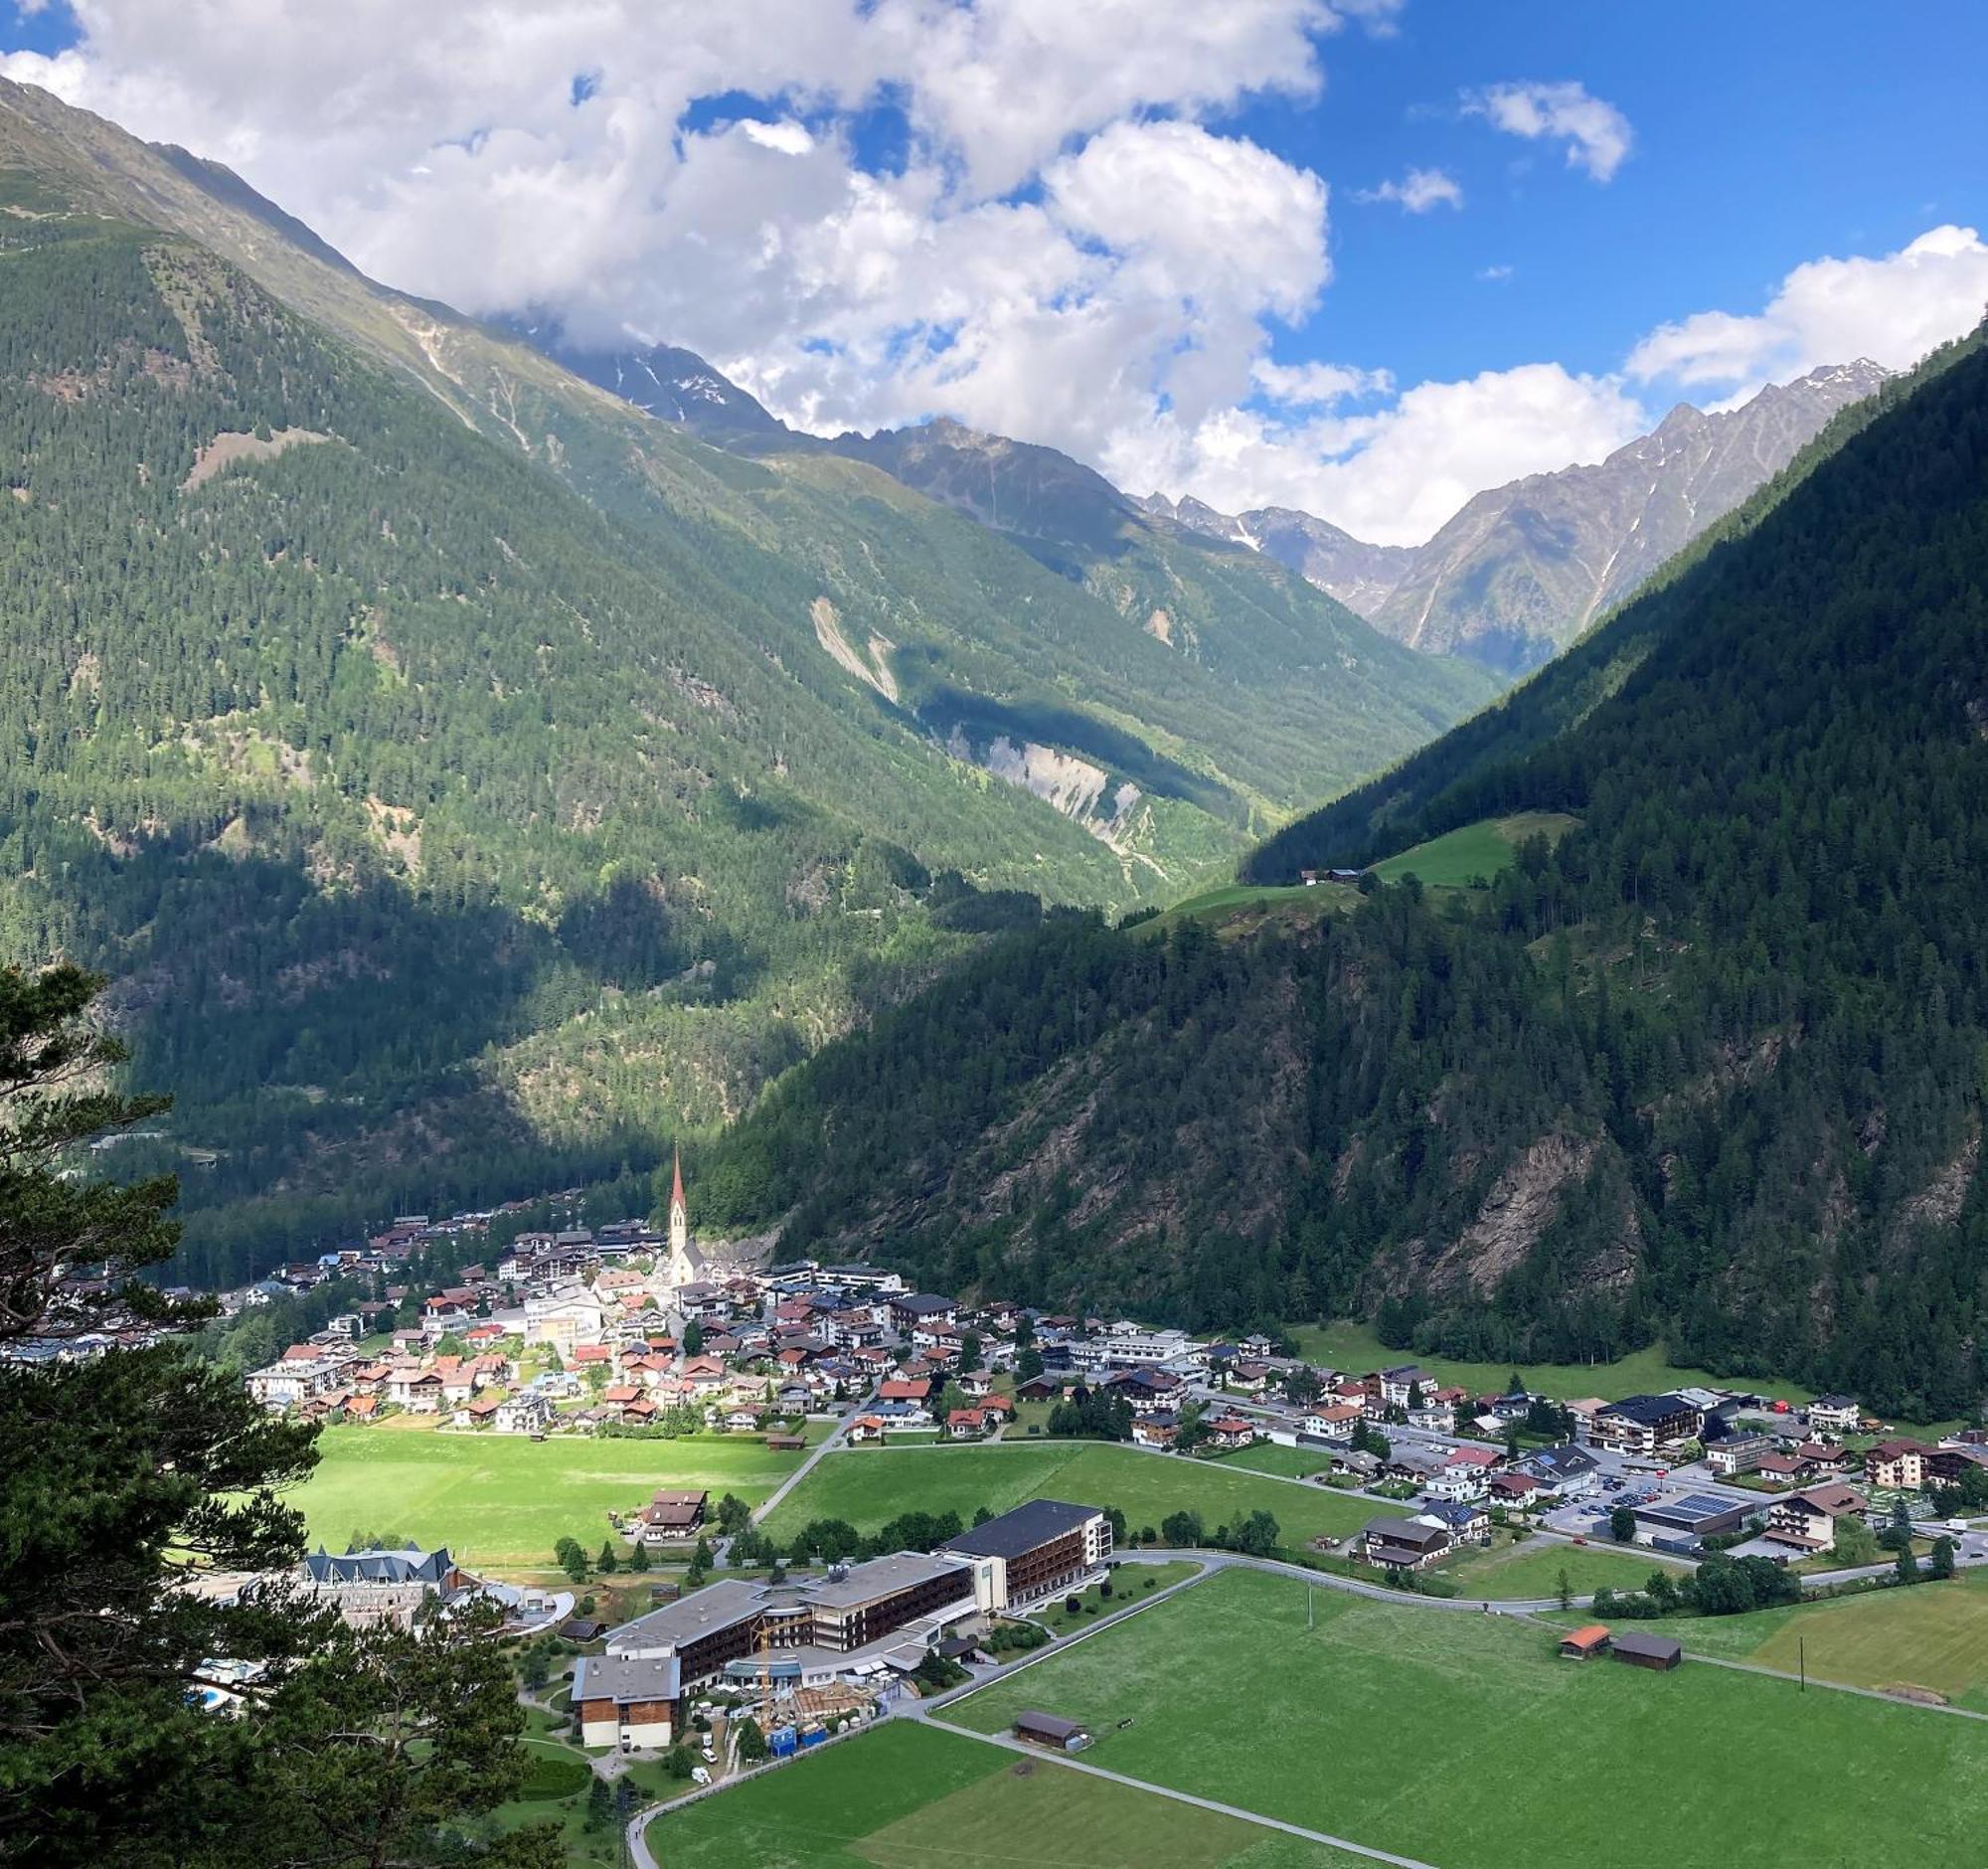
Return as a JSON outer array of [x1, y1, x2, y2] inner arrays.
[[0, 85, 1486, 1286], [699, 318, 1988, 1418]]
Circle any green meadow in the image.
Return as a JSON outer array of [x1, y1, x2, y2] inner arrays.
[[293, 1425, 809, 1567], [1291, 1318, 1817, 1408], [1564, 1567, 1988, 1710], [1367, 810, 1580, 888], [760, 1443, 1374, 1549], [643, 1720, 1375, 1869], [947, 1567, 1988, 1868]]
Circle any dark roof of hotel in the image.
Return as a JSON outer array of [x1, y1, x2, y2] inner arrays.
[[939, 1499, 1097, 1561]]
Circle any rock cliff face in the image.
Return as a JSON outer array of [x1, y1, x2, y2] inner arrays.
[[1153, 362, 1892, 675]]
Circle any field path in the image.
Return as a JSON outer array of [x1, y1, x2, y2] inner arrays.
[[749, 1389, 876, 1526], [916, 1718, 1443, 1869]]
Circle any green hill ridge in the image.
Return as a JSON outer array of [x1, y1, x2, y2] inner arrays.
[[697, 313, 1988, 1418], [0, 80, 1485, 1281]]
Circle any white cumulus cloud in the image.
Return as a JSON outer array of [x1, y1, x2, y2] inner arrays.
[[1629, 224, 1988, 388], [1464, 80, 1632, 182], [1356, 165, 1462, 212]]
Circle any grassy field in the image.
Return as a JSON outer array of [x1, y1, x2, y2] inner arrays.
[[468, 1705, 695, 1869], [947, 1567, 1988, 1868], [1368, 811, 1579, 888], [644, 1720, 1375, 1868], [1205, 1444, 1339, 1481], [1291, 1319, 1817, 1409], [761, 1444, 1375, 1549], [294, 1426, 809, 1567], [1567, 1569, 1988, 1710], [1439, 1539, 1687, 1602], [1154, 880, 1355, 933], [1035, 1560, 1201, 1633]]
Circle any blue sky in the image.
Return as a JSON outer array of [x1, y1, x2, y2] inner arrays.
[[4, 1, 1983, 542], [1230, 5, 1988, 393]]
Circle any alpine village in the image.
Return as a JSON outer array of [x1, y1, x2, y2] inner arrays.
[[5, 11, 1988, 1869]]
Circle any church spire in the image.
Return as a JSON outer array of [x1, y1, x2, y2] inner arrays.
[[667, 1146, 689, 1280]]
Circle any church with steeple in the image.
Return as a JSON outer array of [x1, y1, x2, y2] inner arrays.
[[663, 1147, 704, 1290]]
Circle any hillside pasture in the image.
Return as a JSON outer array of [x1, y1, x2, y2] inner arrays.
[[1366, 810, 1579, 888]]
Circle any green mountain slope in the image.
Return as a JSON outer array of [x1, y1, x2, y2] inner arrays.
[[0, 81, 1488, 1282], [698, 316, 1988, 1417]]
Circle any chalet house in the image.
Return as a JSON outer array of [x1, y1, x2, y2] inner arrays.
[[1385, 1446, 1448, 1486], [247, 1357, 327, 1410], [1866, 1440, 1931, 1491], [847, 1414, 886, 1444], [956, 1371, 994, 1399], [1753, 1451, 1810, 1486], [459, 1396, 503, 1429], [1807, 1395, 1862, 1435], [1303, 1404, 1366, 1442], [878, 1377, 933, 1408], [571, 1343, 613, 1372], [1105, 1369, 1182, 1416], [1525, 1445, 1600, 1494], [423, 1287, 480, 1323], [1226, 1362, 1273, 1395], [1488, 1471, 1546, 1508], [495, 1392, 554, 1435], [1924, 1444, 1988, 1485], [1590, 1394, 1703, 1456], [1129, 1412, 1179, 1449], [947, 1408, 989, 1440], [1763, 1484, 1870, 1553], [1204, 1415, 1258, 1450], [1362, 1516, 1449, 1572], [978, 1395, 1016, 1424], [1416, 1499, 1490, 1546], [1424, 1464, 1490, 1503], [1378, 1365, 1432, 1410], [678, 1357, 731, 1397], [1017, 1376, 1063, 1404], [889, 1293, 956, 1334], [913, 1325, 963, 1364], [388, 1369, 444, 1414], [827, 1307, 889, 1350], [635, 1490, 708, 1543], [1705, 1434, 1774, 1477]]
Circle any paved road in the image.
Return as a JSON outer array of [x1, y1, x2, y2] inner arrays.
[[749, 1391, 876, 1526]]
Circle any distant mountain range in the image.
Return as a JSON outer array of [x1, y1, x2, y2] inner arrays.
[[540, 322, 1888, 682], [697, 316, 1988, 1417], [0, 77, 1487, 1282], [1145, 361, 1892, 674]]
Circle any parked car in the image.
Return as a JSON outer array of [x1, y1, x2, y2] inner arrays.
[[691, 1767, 712, 1785]]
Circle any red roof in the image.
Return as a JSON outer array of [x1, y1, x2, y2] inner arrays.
[[671, 1148, 686, 1211], [572, 1344, 611, 1364]]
